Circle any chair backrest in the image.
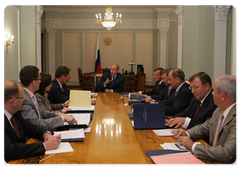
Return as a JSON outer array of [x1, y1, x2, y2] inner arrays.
[[78, 67, 83, 79]]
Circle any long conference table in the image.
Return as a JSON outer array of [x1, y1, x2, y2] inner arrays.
[[9, 92, 216, 164]]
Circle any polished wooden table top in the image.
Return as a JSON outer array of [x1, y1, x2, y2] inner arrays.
[[9, 93, 214, 164]]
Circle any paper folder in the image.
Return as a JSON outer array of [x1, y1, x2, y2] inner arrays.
[[132, 103, 165, 129], [69, 90, 91, 108]]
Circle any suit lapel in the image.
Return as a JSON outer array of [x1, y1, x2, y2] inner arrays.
[[24, 89, 41, 118], [220, 104, 236, 132]]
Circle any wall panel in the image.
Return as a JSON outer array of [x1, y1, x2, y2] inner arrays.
[[62, 31, 79, 82]]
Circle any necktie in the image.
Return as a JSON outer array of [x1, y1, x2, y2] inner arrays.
[[111, 76, 115, 88], [32, 95, 41, 119], [10, 116, 21, 139], [168, 87, 171, 97], [213, 113, 224, 146], [192, 101, 201, 119]]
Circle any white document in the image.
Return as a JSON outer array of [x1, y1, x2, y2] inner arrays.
[[160, 142, 188, 151], [69, 105, 95, 111], [153, 129, 181, 137], [54, 129, 85, 140], [45, 142, 73, 155], [64, 113, 90, 126]]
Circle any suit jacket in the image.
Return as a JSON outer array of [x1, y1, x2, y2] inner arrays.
[[174, 90, 217, 129], [4, 112, 45, 162], [187, 105, 236, 163], [21, 89, 64, 131], [165, 82, 193, 116], [143, 81, 166, 100], [35, 92, 62, 111], [98, 72, 125, 92], [48, 79, 69, 104]]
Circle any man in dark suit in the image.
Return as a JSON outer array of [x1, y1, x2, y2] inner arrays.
[[4, 80, 61, 162], [172, 75, 236, 163], [166, 72, 217, 130], [48, 66, 71, 104], [98, 64, 125, 92], [165, 68, 193, 116], [142, 67, 165, 100], [133, 67, 166, 101]]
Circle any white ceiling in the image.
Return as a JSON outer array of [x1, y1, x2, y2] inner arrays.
[[42, 3, 177, 9]]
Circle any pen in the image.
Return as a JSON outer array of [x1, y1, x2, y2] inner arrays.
[[175, 143, 181, 150], [39, 154, 56, 163]]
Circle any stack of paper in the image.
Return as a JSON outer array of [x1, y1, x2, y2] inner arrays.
[[45, 142, 74, 155]]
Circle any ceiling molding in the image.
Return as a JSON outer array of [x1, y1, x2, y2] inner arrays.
[[44, 7, 157, 13]]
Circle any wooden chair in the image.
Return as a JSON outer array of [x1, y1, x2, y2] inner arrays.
[[78, 68, 95, 91], [124, 75, 138, 92]]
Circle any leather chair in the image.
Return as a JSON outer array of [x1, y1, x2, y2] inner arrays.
[[78, 68, 95, 91]]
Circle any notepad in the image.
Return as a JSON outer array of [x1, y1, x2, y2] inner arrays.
[[54, 129, 85, 142], [45, 142, 74, 155], [69, 90, 91, 108]]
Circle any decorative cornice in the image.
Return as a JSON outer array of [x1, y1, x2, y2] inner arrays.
[[36, 5, 44, 25], [214, 5, 231, 21], [44, 18, 158, 30], [44, 7, 157, 13], [175, 5, 183, 25], [157, 20, 170, 39]]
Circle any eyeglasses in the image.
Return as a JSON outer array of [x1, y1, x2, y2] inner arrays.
[[8, 96, 25, 101]]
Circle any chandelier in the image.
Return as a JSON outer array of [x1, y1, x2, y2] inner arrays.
[[95, 6, 122, 31]]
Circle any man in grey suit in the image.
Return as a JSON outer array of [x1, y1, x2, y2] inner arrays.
[[20, 65, 77, 131], [172, 75, 236, 163]]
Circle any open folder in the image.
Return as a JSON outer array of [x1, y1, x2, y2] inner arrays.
[[64, 113, 92, 128], [69, 90, 92, 110], [54, 129, 85, 142]]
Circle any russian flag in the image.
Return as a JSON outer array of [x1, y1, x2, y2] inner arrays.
[[95, 35, 101, 73]]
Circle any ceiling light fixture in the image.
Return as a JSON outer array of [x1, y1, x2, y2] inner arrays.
[[95, 6, 122, 31]]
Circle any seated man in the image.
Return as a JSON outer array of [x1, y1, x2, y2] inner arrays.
[[133, 67, 166, 101], [98, 64, 125, 93], [166, 72, 217, 130], [172, 75, 236, 163], [4, 80, 61, 162], [20, 65, 77, 131], [147, 68, 193, 116], [164, 68, 193, 116], [48, 66, 71, 104]]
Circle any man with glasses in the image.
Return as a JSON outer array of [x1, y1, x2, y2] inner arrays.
[[48, 66, 72, 104], [20, 65, 77, 131], [165, 72, 217, 133], [98, 64, 125, 92], [4, 80, 61, 162]]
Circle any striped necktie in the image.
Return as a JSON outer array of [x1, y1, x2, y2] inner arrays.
[[10, 116, 21, 139]]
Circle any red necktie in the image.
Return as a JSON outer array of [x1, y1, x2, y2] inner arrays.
[[192, 101, 201, 119], [10, 116, 21, 139], [213, 113, 224, 146]]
